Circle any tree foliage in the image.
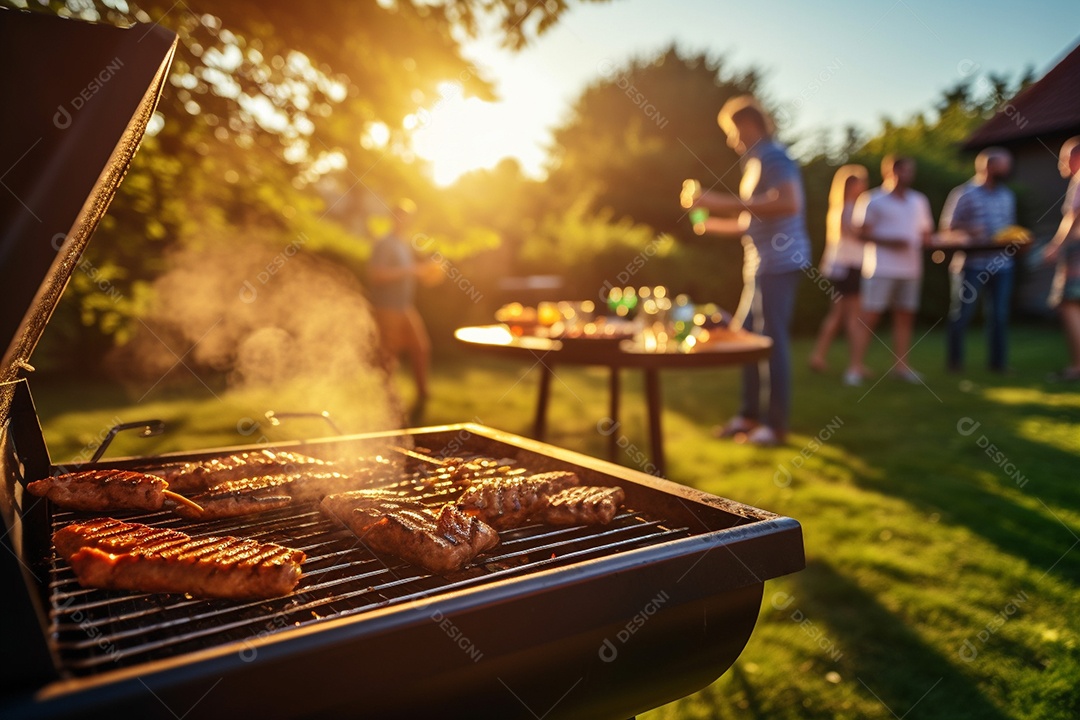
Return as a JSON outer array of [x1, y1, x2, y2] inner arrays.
[[4, 0, 602, 370], [545, 46, 762, 237]]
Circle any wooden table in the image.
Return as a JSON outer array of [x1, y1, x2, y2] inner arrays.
[[454, 325, 772, 476]]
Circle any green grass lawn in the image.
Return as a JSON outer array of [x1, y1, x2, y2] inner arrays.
[[30, 324, 1080, 719]]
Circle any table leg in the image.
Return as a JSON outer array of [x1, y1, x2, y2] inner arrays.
[[608, 367, 620, 461], [533, 363, 553, 441], [644, 368, 665, 477]]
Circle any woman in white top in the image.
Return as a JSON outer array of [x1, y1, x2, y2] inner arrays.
[[809, 164, 868, 373]]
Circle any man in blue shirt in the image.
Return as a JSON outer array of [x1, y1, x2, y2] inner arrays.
[[368, 200, 430, 422], [688, 95, 809, 446], [940, 148, 1017, 372]]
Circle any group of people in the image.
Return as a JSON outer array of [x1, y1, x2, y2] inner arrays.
[[687, 94, 1080, 446], [810, 148, 1014, 387]]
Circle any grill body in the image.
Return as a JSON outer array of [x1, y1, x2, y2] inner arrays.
[[1, 399, 803, 719]]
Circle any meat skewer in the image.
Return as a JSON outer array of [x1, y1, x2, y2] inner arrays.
[[26, 469, 204, 516], [53, 518, 305, 599], [456, 471, 580, 529]]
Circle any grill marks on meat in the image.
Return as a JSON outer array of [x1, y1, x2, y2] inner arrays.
[[320, 490, 498, 574], [53, 518, 305, 599], [26, 469, 202, 515], [363, 504, 499, 575], [456, 471, 580, 529], [319, 488, 412, 534], [173, 471, 359, 520], [418, 456, 526, 488], [152, 450, 331, 493], [458, 472, 625, 528], [541, 486, 625, 526]]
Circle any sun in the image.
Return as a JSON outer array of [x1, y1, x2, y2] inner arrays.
[[408, 82, 530, 186]]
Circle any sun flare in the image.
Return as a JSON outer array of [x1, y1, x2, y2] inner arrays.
[[409, 83, 525, 186]]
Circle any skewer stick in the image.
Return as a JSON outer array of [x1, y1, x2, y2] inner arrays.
[[391, 446, 448, 466], [164, 490, 204, 516]]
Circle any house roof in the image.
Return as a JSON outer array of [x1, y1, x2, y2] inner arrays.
[[963, 38, 1080, 150]]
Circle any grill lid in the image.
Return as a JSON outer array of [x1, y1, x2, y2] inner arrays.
[[0, 9, 176, 396]]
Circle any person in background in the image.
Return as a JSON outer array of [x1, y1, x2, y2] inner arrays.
[[368, 199, 431, 422], [941, 147, 1017, 373], [809, 164, 869, 374], [1044, 136, 1080, 382], [687, 95, 810, 446], [846, 155, 933, 386]]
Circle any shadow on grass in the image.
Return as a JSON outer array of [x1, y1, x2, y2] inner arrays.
[[784, 559, 1011, 720], [651, 349, 1080, 583]]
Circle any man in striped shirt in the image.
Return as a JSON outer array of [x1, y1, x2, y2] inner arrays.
[[940, 148, 1017, 373]]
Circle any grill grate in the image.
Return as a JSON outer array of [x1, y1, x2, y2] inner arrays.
[[46, 459, 692, 677]]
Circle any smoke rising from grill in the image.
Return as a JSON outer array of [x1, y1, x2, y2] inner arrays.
[[109, 237, 399, 435]]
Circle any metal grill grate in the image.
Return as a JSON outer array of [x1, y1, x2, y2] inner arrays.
[[46, 461, 692, 677]]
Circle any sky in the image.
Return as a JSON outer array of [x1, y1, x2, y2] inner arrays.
[[411, 0, 1079, 185]]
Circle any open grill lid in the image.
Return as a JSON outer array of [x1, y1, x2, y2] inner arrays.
[[0, 9, 176, 404]]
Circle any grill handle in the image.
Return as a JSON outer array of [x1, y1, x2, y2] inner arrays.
[[90, 419, 167, 463], [264, 410, 342, 436]]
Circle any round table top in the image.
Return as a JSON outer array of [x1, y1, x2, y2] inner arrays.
[[454, 325, 772, 369]]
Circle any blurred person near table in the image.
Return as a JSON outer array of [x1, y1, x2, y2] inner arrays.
[[368, 199, 432, 422], [809, 164, 869, 374], [686, 95, 810, 446], [1044, 136, 1080, 382], [846, 155, 934, 386], [940, 147, 1017, 373]]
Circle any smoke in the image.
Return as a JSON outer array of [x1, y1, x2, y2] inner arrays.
[[108, 234, 399, 436]]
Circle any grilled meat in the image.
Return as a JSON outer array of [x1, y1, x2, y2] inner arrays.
[[423, 456, 525, 488], [319, 488, 412, 534], [53, 518, 305, 599], [151, 449, 331, 493], [172, 471, 358, 520], [26, 469, 202, 515], [456, 471, 580, 529], [363, 503, 499, 574], [320, 491, 498, 573], [540, 486, 625, 526]]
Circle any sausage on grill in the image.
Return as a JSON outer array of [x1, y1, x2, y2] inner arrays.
[[26, 469, 203, 515], [540, 486, 625, 526], [150, 450, 332, 494], [53, 518, 305, 599], [172, 471, 360, 520]]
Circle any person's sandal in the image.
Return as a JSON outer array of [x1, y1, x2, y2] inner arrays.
[[712, 416, 758, 439], [1047, 368, 1080, 382], [746, 425, 781, 447]]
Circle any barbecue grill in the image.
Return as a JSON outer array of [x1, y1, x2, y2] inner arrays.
[[0, 9, 805, 719]]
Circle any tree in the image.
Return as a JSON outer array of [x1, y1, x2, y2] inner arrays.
[[4, 0, 604, 369], [545, 46, 762, 238]]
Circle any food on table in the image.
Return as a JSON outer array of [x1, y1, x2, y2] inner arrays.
[[456, 471, 580, 530], [26, 469, 203, 515], [540, 486, 626, 526], [53, 518, 305, 599], [992, 225, 1033, 245]]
